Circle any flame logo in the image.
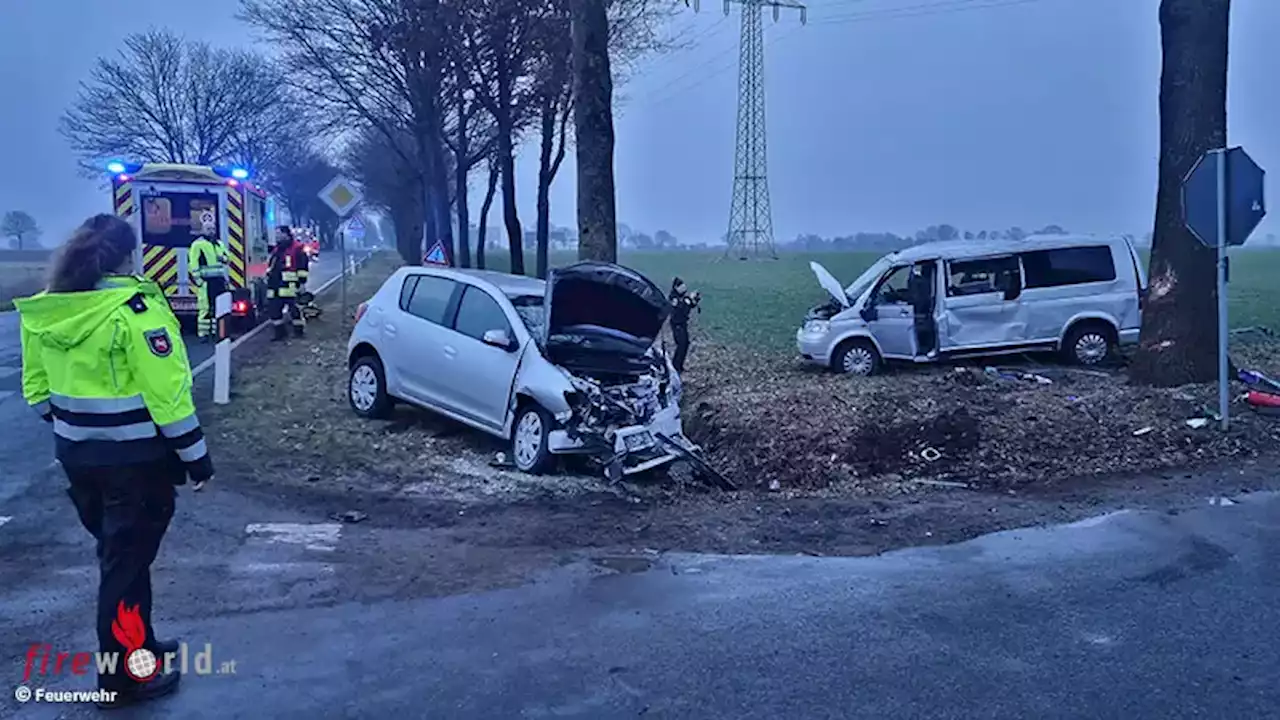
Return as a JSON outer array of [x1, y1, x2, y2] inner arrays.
[[111, 601, 158, 682]]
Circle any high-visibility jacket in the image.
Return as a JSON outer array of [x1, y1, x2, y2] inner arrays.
[[15, 275, 214, 481], [187, 236, 228, 285], [266, 241, 310, 299]]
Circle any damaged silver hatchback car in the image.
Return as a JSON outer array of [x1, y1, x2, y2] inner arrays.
[[346, 261, 695, 478]]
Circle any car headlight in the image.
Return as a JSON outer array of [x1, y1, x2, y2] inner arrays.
[[803, 319, 830, 334]]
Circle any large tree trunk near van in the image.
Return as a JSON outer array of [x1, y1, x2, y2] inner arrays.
[[1129, 0, 1229, 387]]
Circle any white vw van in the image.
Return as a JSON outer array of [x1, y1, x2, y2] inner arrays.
[[796, 234, 1148, 375]]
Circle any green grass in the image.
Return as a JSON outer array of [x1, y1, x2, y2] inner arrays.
[[473, 248, 1280, 355]]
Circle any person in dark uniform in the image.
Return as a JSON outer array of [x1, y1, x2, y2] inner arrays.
[[908, 262, 938, 357], [16, 214, 214, 709], [266, 226, 310, 341], [668, 277, 701, 374]]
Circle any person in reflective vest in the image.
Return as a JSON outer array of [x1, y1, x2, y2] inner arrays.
[[186, 234, 228, 341], [266, 226, 310, 341], [15, 214, 213, 708]]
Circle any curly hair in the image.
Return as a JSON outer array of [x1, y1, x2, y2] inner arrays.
[[47, 214, 138, 293]]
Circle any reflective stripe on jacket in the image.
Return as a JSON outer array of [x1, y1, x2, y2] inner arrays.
[[15, 276, 213, 480], [188, 237, 229, 282]]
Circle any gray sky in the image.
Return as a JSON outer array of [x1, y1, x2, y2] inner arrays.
[[1, 0, 1276, 247]]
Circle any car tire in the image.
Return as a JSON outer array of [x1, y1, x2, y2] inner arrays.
[[1062, 322, 1116, 366], [511, 403, 555, 474], [349, 355, 393, 419], [832, 338, 881, 376]]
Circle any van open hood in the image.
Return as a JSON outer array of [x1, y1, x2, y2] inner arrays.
[[810, 261, 849, 308], [544, 261, 671, 377]]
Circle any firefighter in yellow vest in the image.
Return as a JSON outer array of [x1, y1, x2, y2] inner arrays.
[[266, 226, 310, 340], [15, 214, 213, 708], [186, 211, 229, 341]]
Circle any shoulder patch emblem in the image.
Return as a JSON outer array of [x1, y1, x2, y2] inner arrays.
[[144, 328, 173, 357], [127, 293, 147, 314]]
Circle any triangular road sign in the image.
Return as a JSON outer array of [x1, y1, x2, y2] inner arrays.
[[423, 240, 448, 266]]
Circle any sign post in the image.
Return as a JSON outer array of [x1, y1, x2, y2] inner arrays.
[[318, 176, 364, 327], [1182, 146, 1267, 431]]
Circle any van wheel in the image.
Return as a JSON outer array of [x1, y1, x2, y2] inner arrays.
[[1063, 322, 1116, 366], [832, 338, 881, 376], [349, 355, 393, 419], [512, 404, 555, 474]]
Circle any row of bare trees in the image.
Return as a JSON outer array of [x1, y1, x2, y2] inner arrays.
[[58, 28, 342, 236], [239, 0, 669, 276]]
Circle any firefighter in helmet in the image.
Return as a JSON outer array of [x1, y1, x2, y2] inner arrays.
[[186, 209, 229, 342], [266, 226, 310, 340], [16, 214, 212, 707]]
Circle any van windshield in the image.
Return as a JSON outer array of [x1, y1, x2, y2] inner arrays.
[[845, 258, 893, 304]]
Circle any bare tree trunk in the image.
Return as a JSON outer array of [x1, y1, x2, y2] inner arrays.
[[1129, 0, 1230, 386], [570, 0, 618, 263], [477, 159, 499, 270], [453, 70, 472, 268], [535, 95, 556, 279], [496, 99, 524, 274]]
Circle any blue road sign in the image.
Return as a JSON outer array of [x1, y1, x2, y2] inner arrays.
[[1182, 146, 1267, 248], [423, 240, 448, 266], [346, 216, 365, 240]]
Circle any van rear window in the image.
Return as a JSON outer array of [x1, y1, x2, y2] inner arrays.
[[1021, 246, 1116, 288]]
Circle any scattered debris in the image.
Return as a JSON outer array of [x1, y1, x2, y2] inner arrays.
[[919, 447, 942, 462], [1133, 426, 1154, 436], [1186, 418, 1210, 429], [330, 510, 368, 524]]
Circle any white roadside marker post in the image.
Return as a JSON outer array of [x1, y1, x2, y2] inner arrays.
[[214, 292, 232, 405]]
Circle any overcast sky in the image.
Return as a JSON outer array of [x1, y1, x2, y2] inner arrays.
[[1, 0, 1276, 247]]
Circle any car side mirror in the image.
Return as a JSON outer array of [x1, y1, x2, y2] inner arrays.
[[482, 328, 517, 352]]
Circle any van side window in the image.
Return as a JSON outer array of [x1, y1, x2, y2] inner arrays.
[[1021, 246, 1116, 288], [947, 256, 1019, 297], [871, 266, 913, 305]]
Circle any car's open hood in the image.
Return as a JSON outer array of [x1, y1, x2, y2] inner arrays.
[[544, 261, 671, 375], [810, 261, 849, 308]]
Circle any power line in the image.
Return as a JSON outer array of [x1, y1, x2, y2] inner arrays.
[[809, 0, 1052, 25]]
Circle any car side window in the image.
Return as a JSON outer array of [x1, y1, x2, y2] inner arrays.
[[398, 276, 419, 310], [947, 256, 1020, 297], [453, 286, 512, 342], [404, 275, 457, 325], [871, 266, 913, 305], [1021, 246, 1116, 288]]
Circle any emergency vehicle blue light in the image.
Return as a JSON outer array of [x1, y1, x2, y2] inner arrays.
[[230, 167, 249, 180], [106, 161, 125, 174]]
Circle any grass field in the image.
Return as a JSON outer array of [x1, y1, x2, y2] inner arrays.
[[481, 248, 1280, 355]]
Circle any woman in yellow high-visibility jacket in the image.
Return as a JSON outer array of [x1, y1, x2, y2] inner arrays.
[[15, 214, 213, 708]]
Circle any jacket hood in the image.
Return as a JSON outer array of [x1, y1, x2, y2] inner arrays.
[[15, 277, 156, 350], [545, 261, 670, 348]]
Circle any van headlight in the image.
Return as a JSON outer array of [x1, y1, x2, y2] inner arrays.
[[803, 319, 830, 334]]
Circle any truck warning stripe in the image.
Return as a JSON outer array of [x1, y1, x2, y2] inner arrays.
[[226, 187, 246, 287], [113, 182, 134, 216], [143, 248, 178, 293]]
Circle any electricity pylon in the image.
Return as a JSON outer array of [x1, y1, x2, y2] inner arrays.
[[686, 0, 806, 260]]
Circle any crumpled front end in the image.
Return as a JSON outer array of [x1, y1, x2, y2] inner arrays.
[[546, 348, 696, 477]]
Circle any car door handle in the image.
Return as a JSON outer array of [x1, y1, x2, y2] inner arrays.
[[443, 345, 457, 358], [384, 323, 397, 337]]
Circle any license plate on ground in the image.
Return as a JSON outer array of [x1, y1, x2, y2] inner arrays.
[[622, 430, 655, 452]]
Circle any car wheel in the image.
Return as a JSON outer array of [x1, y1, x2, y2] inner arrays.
[[512, 404, 554, 474], [1063, 322, 1115, 366], [349, 355, 393, 419], [832, 338, 881, 376]]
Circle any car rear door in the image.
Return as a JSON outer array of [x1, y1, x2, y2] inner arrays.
[[939, 254, 1028, 349], [393, 274, 463, 411]]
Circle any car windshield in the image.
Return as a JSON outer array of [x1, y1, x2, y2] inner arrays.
[[509, 294, 544, 338], [844, 257, 893, 304]]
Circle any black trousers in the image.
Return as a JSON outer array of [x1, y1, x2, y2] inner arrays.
[[671, 323, 690, 373], [269, 294, 303, 338], [64, 460, 179, 689]]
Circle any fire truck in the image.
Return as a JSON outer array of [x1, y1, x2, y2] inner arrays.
[[108, 161, 271, 333]]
